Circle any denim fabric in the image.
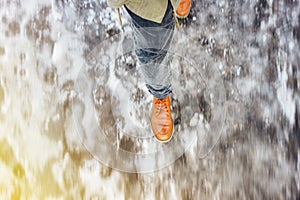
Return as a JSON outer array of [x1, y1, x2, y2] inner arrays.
[[125, 0, 175, 99]]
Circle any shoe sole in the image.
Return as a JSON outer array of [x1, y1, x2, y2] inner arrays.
[[175, 12, 190, 19]]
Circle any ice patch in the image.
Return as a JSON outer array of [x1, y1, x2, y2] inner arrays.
[[80, 160, 123, 199], [190, 113, 199, 127], [277, 64, 295, 126]]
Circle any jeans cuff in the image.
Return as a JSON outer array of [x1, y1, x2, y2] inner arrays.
[[146, 84, 172, 99]]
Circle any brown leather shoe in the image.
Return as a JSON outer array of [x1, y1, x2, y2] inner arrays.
[[175, 0, 191, 18], [151, 96, 173, 143]]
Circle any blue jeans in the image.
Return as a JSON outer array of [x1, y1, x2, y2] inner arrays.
[[125, 1, 175, 99]]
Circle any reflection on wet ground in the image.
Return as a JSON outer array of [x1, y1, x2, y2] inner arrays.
[[0, 0, 299, 199]]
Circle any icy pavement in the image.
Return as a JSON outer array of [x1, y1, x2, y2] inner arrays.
[[0, 0, 299, 199]]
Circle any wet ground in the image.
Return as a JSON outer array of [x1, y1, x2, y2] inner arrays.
[[0, 0, 299, 199]]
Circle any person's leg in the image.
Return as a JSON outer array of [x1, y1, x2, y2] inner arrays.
[[125, 0, 175, 99], [125, 1, 175, 143]]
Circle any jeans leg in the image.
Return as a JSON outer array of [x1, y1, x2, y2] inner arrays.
[[125, 1, 175, 99]]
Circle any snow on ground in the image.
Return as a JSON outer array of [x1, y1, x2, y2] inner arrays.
[[0, 0, 299, 199]]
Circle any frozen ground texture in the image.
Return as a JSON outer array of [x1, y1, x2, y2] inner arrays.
[[0, 0, 299, 199]]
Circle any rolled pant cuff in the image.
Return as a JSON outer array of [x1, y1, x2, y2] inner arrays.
[[146, 84, 172, 99]]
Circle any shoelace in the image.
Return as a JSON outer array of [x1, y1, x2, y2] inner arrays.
[[155, 98, 169, 116]]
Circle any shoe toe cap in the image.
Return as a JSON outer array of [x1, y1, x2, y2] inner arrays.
[[154, 126, 173, 142]]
